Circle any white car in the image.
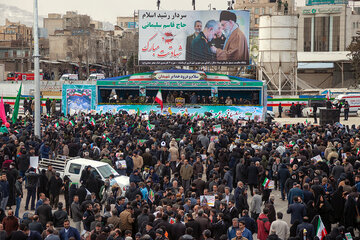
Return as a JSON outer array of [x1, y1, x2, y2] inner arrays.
[[87, 73, 105, 81], [39, 157, 130, 195], [60, 74, 79, 81]]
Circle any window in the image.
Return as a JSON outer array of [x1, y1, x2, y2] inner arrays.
[[255, 8, 259, 14], [269, 7, 273, 14], [66, 52, 72, 59], [354, 22, 356, 29], [255, 18, 259, 25], [304, 17, 312, 52], [97, 165, 118, 179], [261, 8, 265, 14], [68, 163, 81, 174], [314, 16, 330, 51], [67, 39, 73, 46], [332, 16, 340, 51]]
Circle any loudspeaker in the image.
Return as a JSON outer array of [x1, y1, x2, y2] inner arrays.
[[319, 109, 340, 125]]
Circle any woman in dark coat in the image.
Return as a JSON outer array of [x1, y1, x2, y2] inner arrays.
[[37, 169, 49, 200], [330, 186, 345, 225], [344, 194, 357, 230], [247, 162, 258, 196], [86, 173, 99, 198], [306, 200, 318, 223], [317, 195, 333, 233], [63, 176, 71, 215]]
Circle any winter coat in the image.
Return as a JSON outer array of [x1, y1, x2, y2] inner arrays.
[[119, 209, 134, 231], [257, 213, 271, 240], [180, 164, 193, 180], [247, 165, 258, 185], [48, 176, 63, 196]]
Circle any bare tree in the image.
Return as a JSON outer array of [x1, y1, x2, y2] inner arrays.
[[347, 35, 360, 87]]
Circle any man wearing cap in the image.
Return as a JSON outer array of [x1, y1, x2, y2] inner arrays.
[[210, 10, 249, 62], [190, 20, 219, 62]]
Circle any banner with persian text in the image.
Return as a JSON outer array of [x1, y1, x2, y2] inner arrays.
[[138, 10, 250, 66]]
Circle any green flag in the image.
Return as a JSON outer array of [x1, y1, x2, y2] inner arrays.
[[12, 83, 22, 123]]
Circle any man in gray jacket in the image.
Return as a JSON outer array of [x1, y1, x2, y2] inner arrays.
[[250, 189, 262, 220], [70, 195, 82, 232]]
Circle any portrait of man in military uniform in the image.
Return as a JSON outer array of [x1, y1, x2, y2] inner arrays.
[[190, 20, 220, 62], [186, 20, 202, 61]]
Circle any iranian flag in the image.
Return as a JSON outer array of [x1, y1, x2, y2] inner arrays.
[[149, 189, 155, 203], [213, 124, 221, 133], [326, 90, 331, 101], [262, 178, 270, 188], [146, 121, 155, 131], [316, 216, 327, 240], [189, 127, 194, 134], [90, 117, 96, 126], [54, 122, 59, 128], [69, 120, 75, 126], [155, 89, 163, 111]]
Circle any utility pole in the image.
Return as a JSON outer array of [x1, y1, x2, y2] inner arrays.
[[157, 0, 160, 10], [33, 0, 41, 138], [192, 0, 196, 10]]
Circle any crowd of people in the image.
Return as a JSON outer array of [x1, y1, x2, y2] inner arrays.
[[0, 112, 360, 240]]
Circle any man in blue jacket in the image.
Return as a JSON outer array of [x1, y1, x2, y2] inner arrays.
[[288, 183, 304, 205], [59, 219, 80, 240], [287, 196, 306, 224]]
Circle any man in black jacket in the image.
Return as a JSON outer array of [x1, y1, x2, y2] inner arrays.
[[185, 213, 201, 239], [28, 215, 43, 234], [53, 202, 68, 228], [170, 215, 186, 240], [25, 168, 39, 211], [35, 198, 53, 227]]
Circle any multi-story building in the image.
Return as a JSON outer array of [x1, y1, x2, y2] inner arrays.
[[0, 19, 32, 42], [116, 16, 138, 30], [0, 19, 33, 74], [296, 2, 360, 88]]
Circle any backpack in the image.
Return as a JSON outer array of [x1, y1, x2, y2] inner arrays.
[[261, 217, 270, 233]]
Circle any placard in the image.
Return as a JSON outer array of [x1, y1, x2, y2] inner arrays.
[[311, 155, 322, 162], [116, 160, 127, 169], [139, 86, 146, 97], [268, 180, 274, 189], [30, 156, 39, 168], [200, 195, 215, 207]]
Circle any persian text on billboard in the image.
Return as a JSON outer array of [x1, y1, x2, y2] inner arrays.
[[138, 10, 250, 66]]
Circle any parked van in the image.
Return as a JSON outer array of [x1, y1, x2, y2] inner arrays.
[[333, 94, 360, 116], [60, 74, 79, 81], [87, 73, 105, 80]]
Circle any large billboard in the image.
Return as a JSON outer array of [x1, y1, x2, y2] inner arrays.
[[138, 10, 250, 66]]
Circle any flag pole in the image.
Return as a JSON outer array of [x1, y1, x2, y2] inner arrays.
[[33, 0, 41, 138]]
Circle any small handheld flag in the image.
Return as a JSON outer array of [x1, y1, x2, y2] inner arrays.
[[155, 89, 163, 111], [189, 127, 194, 134], [262, 177, 270, 188]]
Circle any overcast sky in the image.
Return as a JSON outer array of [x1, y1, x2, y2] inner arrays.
[[2, 0, 235, 23]]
